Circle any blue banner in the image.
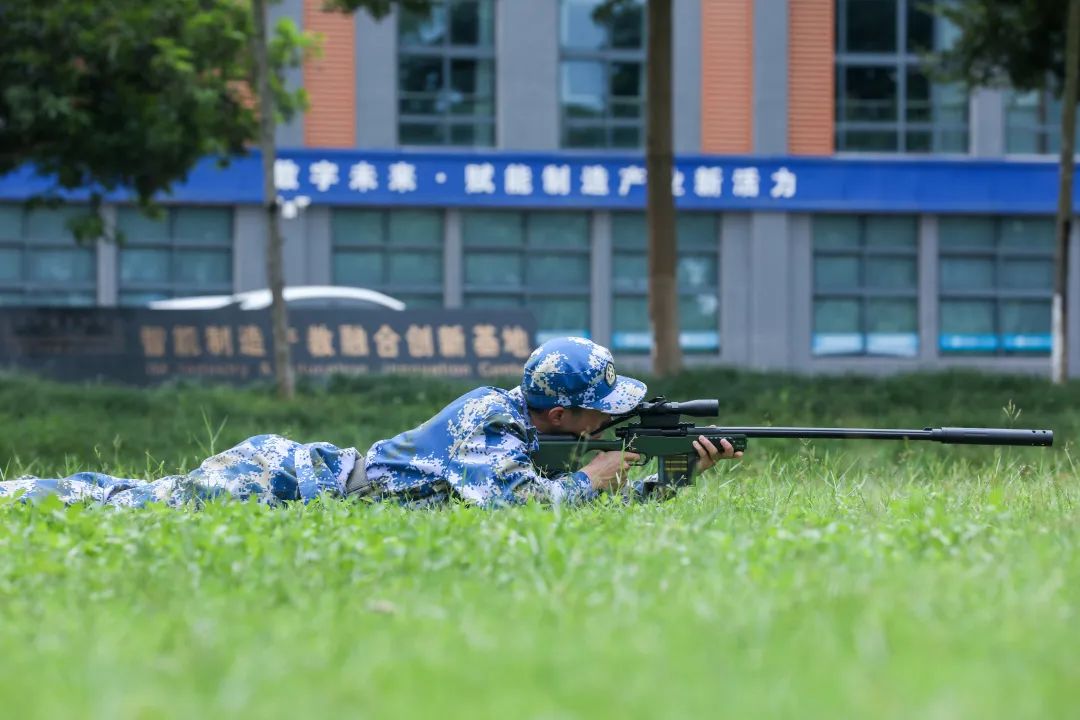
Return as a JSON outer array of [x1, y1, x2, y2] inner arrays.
[[0, 149, 1074, 215]]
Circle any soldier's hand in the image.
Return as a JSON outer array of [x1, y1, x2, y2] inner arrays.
[[582, 450, 642, 492], [694, 435, 743, 473]]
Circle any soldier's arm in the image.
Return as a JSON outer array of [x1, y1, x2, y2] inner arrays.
[[445, 415, 598, 507]]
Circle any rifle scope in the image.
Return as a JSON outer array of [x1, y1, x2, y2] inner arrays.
[[634, 399, 720, 416]]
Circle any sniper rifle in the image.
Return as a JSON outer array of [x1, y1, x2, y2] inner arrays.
[[530, 397, 1054, 498]]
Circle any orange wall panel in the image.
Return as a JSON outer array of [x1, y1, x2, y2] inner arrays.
[[303, 1, 356, 147], [701, 0, 753, 154], [788, 0, 834, 155]]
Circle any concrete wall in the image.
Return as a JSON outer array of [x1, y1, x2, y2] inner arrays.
[[355, 9, 397, 148], [497, 2, 559, 149]]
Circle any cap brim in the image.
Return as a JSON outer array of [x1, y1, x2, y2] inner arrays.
[[582, 375, 647, 415]]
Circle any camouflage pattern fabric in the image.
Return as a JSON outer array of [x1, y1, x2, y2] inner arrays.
[[521, 336, 646, 413], [0, 434, 358, 508], [0, 388, 610, 509], [364, 385, 598, 507]]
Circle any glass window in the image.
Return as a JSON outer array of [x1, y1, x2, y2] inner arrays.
[[398, 0, 495, 146], [560, 0, 646, 149], [0, 248, 22, 283], [840, 66, 898, 123], [120, 249, 170, 284], [463, 211, 524, 246], [0, 204, 97, 306], [0, 205, 23, 238], [116, 207, 233, 305], [610, 212, 721, 353], [835, 0, 968, 153], [173, 208, 231, 244], [174, 251, 231, 285], [842, 0, 897, 53], [465, 253, 524, 286], [1005, 90, 1080, 155], [812, 214, 919, 357], [332, 209, 444, 308], [938, 216, 1054, 353], [463, 211, 592, 341], [561, 0, 606, 49]]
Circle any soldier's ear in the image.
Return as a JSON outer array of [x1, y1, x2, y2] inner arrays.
[[546, 407, 566, 426]]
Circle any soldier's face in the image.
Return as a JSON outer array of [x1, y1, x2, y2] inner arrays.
[[559, 407, 610, 437], [533, 406, 610, 436]]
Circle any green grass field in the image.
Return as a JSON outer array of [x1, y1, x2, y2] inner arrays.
[[1, 370, 1077, 719]]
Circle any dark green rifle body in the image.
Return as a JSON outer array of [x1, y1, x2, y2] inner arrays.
[[530, 398, 1054, 497]]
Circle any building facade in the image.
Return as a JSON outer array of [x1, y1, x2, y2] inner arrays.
[[1, 0, 1078, 376]]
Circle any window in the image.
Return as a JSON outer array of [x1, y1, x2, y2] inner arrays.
[[835, 0, 968, 153], [398, 0, 495, 146], [462, 211, 591, 342], [0, 204, 96, 307], [939, 217, 1054, 353], [117, 207, 233, 306], [332, 209, 444, 308], [560, 0, 646, 149], [812, 215, 919, 356], [610, 212, 720, 353], [1005, 90, 1079, 155]]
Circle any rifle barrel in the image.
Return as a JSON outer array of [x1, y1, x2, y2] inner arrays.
[[692, 426, 1053, 447]]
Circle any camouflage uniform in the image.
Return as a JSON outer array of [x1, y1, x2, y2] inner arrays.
[[361, 336, 649, 507], [0, 337, 649, 509], [0, 434, 358, 508]]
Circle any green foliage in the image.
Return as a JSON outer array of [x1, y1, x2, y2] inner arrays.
[[267, 16, 320, 124], [935, 0, 1074, 93], [0, 368, 1076, 717], [0, 0, 316, 241]]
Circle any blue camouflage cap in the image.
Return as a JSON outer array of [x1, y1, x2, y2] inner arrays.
[[521, 337, 647, 414]]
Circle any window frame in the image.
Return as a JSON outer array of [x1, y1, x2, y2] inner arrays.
[[1004, 89, 1080, 156], [462, 210, 593, 339], [559, 0, 647, 149], [834, 0, 969, 154], [0, 204, 97, 307], [938, 216, 1055, 354], [609, 211, 721, 353], [811, 214, 920, 357], [116, 206, 234, 306], [397, 0, 497, 148], [331, 208, 445, 306]]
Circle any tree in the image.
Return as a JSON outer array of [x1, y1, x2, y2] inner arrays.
[[937, 0, 1080, 383], [230, 0, 433, 399], [642, 0, 681, 377], [596, 0, 681, 376], [1, 0, 313, 398], [250, 0, 312, 399], [1, 1, 260, 236]]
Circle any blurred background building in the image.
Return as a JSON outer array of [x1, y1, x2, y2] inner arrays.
[[1, 0, 1078, 375]]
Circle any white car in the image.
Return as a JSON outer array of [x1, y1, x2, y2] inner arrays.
[[147, 286, 407, 311]]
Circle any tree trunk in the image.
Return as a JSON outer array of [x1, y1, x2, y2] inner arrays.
[[646, 0, 681, 377], [252, 0, 294, 398], [1053, 0, 1080, 384]]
